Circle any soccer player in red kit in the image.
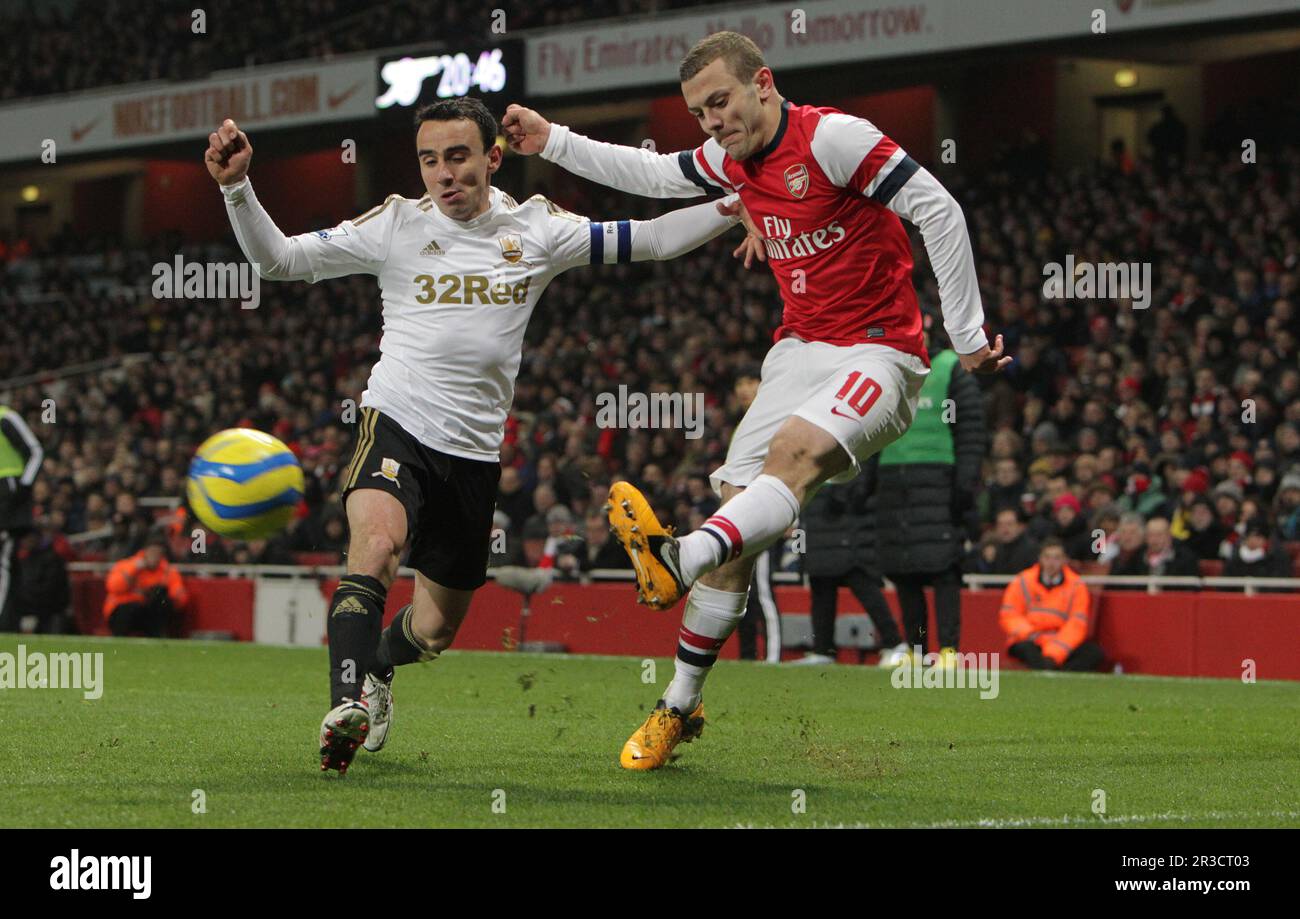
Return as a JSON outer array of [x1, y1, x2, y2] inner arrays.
[[505, 31, 1009, 770]]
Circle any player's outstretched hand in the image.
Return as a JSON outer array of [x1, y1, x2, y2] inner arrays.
[[502, 104, 551, 155], [205, 118, 252, 186], [958, 333, 1012, 374], [716, 197, 766, 269]]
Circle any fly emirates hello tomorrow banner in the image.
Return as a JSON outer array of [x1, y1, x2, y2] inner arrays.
[[524, 0, 1299, 96]]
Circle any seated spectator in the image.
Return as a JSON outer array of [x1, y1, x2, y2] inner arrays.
[[1275, 471, 1300, 540], [976, 507, 1040, 574], [1212, 481, 1244, 537], [1100, 511, 1145, 568], [1050, 493, 1094, 562], [538, 505, 584, 575], [1180, 496, 1227, 560], [998, 538, 1104, 671], [1169, 466, 1210, 537], [496, 466, 533, 539], [520, 517, 549, 568], [1111, 515, 1199, 584], [1088, 506, 1121, 562], [982, 457, 1025, 523], [581, 511, 632, 571], [106, 492, 154, 560], [487, 510, 524, 568], [103, 534, 189, 637], [292, 505, 347, 559], [231, 536, 294, 566], [1118, 471, 1167, 518], [1223, 521, 1293, 583]]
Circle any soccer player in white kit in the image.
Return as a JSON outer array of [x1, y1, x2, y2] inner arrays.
[[505, 32, 1010, 770], [205, 99, 746, 774]]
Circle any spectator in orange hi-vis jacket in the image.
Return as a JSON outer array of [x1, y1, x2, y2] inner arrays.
[[998, 537, 1104, 671], [103, 533, 189, 637]]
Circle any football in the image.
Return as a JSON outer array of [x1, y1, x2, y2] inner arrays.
[[186, 428, 305, 540]]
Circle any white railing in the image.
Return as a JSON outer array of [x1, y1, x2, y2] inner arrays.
[[963, 573, 1299, 597], [64, 562, 1299, 595]]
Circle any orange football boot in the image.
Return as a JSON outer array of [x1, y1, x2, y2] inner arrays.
[[606, 481, 687, 610], [620, 700, 706, 770]]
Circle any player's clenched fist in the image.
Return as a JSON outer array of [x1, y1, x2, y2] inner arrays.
[[502, 104, 550, 155], [958, 333, 1012, 374], [205, 118, 253, 186]]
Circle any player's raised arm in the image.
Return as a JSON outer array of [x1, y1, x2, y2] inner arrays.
[[542, 195, 743, 274], [208, 118, 393, 283], [887, 168, 1009, 373], [504, 104, 726, 200], [810, 113, 1009, 373]]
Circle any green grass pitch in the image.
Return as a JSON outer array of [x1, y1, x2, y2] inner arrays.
[[3, 635, 1298, 828]]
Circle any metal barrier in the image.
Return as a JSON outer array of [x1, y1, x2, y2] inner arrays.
[[66, 562, 1298, 595], [963, 573, 1299, 596]]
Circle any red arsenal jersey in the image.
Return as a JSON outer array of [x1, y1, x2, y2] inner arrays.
[[541, 102, 987, 363], [683, 101, 928, 363]]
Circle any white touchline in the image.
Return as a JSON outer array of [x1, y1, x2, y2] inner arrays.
[[727, 810, 1300, 829]]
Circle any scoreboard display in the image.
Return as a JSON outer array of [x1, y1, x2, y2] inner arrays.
[[375, 41, 523, 111]]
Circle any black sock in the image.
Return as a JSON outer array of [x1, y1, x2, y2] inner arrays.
[[327, 574, 387, 707], [372, 604, 431, 683]]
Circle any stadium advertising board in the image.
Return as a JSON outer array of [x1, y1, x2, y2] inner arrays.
[[525, 0, 1300, 95], [0, 56, 375, 163]]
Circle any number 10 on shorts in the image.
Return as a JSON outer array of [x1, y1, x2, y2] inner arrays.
[[834, 371, 882, 417]]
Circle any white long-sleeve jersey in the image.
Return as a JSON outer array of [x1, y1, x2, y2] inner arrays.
[[222, 179, 739, 460]]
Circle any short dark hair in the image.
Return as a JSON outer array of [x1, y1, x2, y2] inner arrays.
[[413, 98, 498, 154], [1039, 536, 1065, 553], [997, 506, 1025, 524], [679, 31, 766, 84]]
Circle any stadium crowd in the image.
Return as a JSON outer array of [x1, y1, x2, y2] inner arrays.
[[2, 113, 1299, 587], [0, 0, 749, 101]]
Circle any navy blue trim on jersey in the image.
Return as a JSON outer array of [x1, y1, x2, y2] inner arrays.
[[677, 150, 724, 198], [753, 99, 792, 161], [589, 222, 604, 264], [871, 155, 919, 206], [616, 220, 631, 263]]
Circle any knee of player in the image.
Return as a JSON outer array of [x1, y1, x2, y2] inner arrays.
[[349, 529, 403, 571]]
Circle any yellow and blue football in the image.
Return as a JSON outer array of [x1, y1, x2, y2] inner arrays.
[[186, 428, 305, 540]]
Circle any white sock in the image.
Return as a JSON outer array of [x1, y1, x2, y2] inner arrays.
[[677, 474, 802, 584], [662, 582, 749, 713]]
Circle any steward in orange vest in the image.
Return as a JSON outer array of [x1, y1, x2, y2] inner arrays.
[[998, 538, 1104, 671], [104, 536, 189, 637]]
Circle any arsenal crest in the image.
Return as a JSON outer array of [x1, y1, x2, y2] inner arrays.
[[784, 163, 809, 199]]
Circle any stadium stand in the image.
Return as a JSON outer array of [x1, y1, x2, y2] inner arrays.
[[0, 0, 756, 100], [2, 114, 1299, 584]]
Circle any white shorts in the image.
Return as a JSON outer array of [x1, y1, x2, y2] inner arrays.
[[710, 338, 929, 496]]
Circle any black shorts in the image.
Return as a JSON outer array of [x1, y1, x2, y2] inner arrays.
[[341, 407, 501, 591]]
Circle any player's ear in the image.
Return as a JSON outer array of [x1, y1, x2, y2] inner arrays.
[[754, 67, 775, 101], [486, 139, 503, 175]]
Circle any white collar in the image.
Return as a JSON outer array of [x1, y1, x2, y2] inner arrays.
[[428, 186, 501, 231]]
